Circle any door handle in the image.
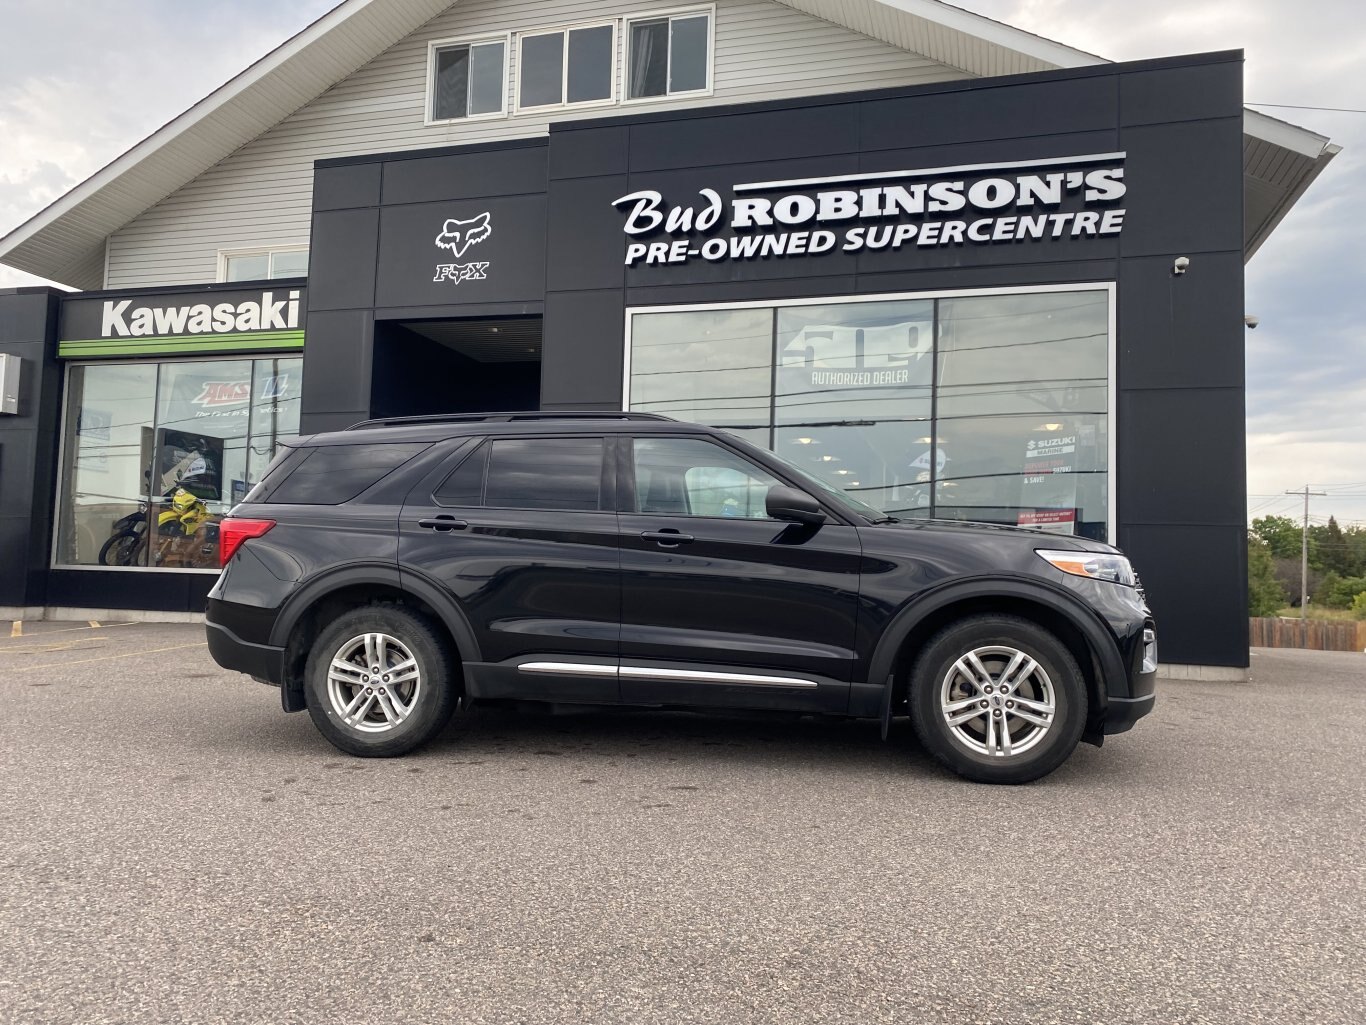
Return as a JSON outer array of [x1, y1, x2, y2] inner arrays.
[[641, 529, 694, 547], [418, 516, 468, 532]]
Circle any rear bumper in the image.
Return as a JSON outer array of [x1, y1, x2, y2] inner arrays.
[[206, 618, 286, 686]]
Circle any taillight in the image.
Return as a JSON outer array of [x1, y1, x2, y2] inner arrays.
[[218, 518, 276, 567]]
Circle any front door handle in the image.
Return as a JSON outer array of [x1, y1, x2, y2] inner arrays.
[[418, 516, 468, 532], [641, 529, 694, 547]]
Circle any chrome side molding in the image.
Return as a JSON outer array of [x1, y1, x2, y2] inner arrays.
[[516, 661, 818, 689]]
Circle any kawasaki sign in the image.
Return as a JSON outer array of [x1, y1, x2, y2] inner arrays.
[[611, 153, 1127, 267], [58, 285, 306, 358]]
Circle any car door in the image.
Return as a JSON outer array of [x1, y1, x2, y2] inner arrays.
[[398, 432, 620, 703], [616, 434, 862, 713]]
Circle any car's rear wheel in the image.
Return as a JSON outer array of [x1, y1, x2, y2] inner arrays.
[[304, 604, 459, 757], [910, 614, 1086, 784]]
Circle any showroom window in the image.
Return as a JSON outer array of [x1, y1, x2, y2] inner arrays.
[[626, 287, 1112, 540], [218, 247, 309, 282], [428, 35, 508, 121], [516, 23, 616, 111], [55, 355, 303, 570], [625, 8, 712, 99]]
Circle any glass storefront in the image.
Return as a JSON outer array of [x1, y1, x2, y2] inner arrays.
[[627, 288, 1111, 540], [56, 355, 302, 569]]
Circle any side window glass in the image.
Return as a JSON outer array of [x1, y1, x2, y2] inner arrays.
[[633, 437, 782, 519], [485, 437, 604, 511], [433, 442, 488, 507], [268, 444, 429, 505]]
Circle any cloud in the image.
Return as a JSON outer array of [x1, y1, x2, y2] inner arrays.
[[0, 0, 335, 287]]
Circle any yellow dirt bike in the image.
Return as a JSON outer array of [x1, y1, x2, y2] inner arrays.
[[99, 486, 215, 567]]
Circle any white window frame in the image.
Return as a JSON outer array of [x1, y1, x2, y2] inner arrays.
[[513, 20, 619, 115], [621, 5, 716, 106], [622, 282, 1118, 543], [216, 245, 310, 284], [425, 32, 512, 126]]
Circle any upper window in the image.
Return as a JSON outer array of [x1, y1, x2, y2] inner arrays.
[[219, 247, 308, 283], [625, 9, 712, 100], [428, 36, 508, 122], [517, 23, 616, 111]]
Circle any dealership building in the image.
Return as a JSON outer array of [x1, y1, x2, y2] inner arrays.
[[0, 0, 1338, 674]]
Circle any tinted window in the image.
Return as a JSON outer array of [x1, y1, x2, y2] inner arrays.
[[268, 443, 429, 505], [433, 442, 489, 507], [485, 437, 603, 511], [633, 437, 781, 519], [519, 32, 564, 108]]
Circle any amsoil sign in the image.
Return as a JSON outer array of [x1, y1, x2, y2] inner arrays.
[[612, 153, 1126, 267], [58, 286, 307, 358]]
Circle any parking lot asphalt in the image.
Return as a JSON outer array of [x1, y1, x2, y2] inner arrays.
[[0, 619, 1362, 1025]]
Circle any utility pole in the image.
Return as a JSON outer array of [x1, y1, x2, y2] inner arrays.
[[1285, 486, 1327, 620]]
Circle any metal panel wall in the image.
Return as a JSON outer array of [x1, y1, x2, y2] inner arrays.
[[104, 0, 964, 288]]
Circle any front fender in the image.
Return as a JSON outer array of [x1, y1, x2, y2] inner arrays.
[[857, 575, 1127, 719]]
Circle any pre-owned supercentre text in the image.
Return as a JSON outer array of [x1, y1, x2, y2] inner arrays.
[[612, 162, 1126, 267]]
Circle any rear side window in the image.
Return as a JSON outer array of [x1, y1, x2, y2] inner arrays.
[[268, 443, 429, 505], [434, 437, 604, 511]]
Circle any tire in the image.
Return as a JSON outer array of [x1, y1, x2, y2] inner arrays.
[[98, 532, 145, 567], [909, 614, 1086, 784], [303, 603, 460, 758]]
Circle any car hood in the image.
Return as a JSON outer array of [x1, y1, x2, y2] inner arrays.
[[862, 517, 1121, 555]]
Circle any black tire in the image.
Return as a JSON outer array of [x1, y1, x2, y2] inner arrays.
[[304, 603, 460, 758], [98, 532, 145, 567], [909, 614, 1086, 784]]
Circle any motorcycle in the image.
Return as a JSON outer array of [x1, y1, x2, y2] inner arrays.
[[98, 485, 214, 567]]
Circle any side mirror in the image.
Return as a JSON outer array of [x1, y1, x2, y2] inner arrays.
[[766, 485, 825, 526]]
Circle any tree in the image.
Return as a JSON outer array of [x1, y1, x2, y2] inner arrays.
[[1248, 539, 1288, 617], [1308, 516, 1354, 575], [1251, 515, 1306, 561]]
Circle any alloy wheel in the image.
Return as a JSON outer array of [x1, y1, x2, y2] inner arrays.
[[939, 645, 1056, 758], [326, 632, 422, 733]]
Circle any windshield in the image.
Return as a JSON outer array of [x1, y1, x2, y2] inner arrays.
[[762, 446, 889, 521]]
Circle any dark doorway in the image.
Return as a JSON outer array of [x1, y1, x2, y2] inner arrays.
[[371, 317, 541, 418]]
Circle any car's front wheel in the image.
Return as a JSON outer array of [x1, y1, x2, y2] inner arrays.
[[303, 604, 459, 757], [910, 614, 1086, 784]]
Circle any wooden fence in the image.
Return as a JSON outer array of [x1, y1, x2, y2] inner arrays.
[[1249, 617, 1366, 652]]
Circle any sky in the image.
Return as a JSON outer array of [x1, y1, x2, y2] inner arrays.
[[1, 0, 1363, 526]]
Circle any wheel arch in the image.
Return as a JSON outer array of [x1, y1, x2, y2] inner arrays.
[[269, 564, 480, 711], [868, 578, 1122, 742]]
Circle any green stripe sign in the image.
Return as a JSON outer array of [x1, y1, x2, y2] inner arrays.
[[57, 285, 307, 360], [58, 330, 304, 358]]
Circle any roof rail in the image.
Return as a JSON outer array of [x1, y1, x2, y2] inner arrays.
[[345, 411, 674, 430]]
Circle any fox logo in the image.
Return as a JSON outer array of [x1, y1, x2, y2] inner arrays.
[[433, 263, 489, 283], [435, 213, 492, 258]]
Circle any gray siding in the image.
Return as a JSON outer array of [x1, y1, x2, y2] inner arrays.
[[105, 0, 966, 288]]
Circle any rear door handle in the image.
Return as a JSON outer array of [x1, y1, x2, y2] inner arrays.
[[641, 529, 694, 547], [418, 516, 468, 532]]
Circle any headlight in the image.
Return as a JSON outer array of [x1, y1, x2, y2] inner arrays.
[[1036, 549, 1137, 587]]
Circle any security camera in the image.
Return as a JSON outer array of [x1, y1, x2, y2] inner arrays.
[[1173, 256, 1191, 275], [1244, 314, 1259, 329]]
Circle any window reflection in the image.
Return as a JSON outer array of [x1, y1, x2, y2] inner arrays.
[[629, 290, 1110, 540], [937, 292, 1108, 418], [776, 300, 933, 425], [57, 356, 303, 569], [629, 308, 773, 426]]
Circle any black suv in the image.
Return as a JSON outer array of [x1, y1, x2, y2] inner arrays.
[[206, 412, 1155, 783]]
